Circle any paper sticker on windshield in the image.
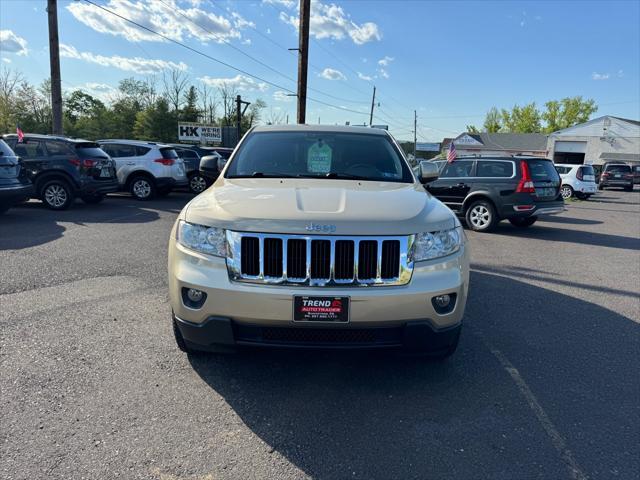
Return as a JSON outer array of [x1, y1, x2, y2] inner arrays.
[[307, 141, 332, 173]]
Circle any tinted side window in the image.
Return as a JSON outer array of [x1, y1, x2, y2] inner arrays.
[[476, 161, 514, 178], [0, 139, 15, 156], [105, 144, 137, 157], [440, 160, 474, 178], [555, 166, 571, 175], [45, 141, 72, 156], [12, 140, 45, 159], [180, 149, 198, 159], [526, 159, 560, 181], [579, 165, 595, 176], [135, 146, 151, 156]]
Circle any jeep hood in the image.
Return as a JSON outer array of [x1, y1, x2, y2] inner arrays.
[[184, 178, 456, 236]]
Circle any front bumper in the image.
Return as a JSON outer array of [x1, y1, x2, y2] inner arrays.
[[169, 238, 469, 350]]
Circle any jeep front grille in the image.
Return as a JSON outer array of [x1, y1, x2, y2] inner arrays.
[[226, 231, 414, 286]]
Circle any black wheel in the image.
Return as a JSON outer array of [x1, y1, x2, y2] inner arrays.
[[465, 199, 498, 232], [509, 216, 538, 228], [129, 175, 155, 200], [40, 178, 74, 210], [81, 194, 104, 204], [173, 318, 191, 353], [624, 186, 633, 191], [188, 173, 208, 194], [560, 185, 574, 200], [575, 192, 588, 200]]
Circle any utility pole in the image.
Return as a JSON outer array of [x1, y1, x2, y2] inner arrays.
[[47, 0, 63, 135], [296, 0, 310, 124], [235, 95, 251, 145], [369, 86, 376, 126], [413, 110, 417, 159]]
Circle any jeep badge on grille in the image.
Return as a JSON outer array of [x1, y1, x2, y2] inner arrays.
[[305, 223, 337, 233]]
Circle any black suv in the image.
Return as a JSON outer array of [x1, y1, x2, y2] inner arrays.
[[0, 139, 33, 214], [425, 156, 564, 232], [3, 134, 118, 210], [599, 163, 634, 191]]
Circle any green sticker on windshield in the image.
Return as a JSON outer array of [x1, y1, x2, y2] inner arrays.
[[307, 140, 332, 173]]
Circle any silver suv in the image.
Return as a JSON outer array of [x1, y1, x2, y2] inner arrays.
[[168, 125, 470, 358], [98, 140, 188, 199]]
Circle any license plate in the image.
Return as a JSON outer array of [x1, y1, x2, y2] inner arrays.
[[293, 296, 349, 322], [178, 165, 185, 175], [536, 188, 555, 197], [615, 174, 621, 178], [100, 168, 111, 177]]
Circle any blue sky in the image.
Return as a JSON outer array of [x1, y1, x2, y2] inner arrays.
[[1, 0, 639, 141]]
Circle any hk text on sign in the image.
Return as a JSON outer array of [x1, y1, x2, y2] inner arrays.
[[178, 123, 222, 143]]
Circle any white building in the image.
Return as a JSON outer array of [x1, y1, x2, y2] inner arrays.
[[547, 116, 640, 166], [445, 133, 548, 157]]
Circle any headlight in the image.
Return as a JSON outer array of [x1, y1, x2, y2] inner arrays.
[[411, 226, 463, 262], [177, 220, 227, 257]]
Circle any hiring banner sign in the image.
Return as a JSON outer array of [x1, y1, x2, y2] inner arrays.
[[178, 123, 222, 143]]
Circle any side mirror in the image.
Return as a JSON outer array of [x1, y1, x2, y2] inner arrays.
[[199, 155, 220, 180], [217, 156, 227, 173], [419, 161, 439, 183]]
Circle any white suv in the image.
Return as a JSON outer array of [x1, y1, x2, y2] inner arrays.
[[555, 163, 597, 200], [98, 140, 188, 199]]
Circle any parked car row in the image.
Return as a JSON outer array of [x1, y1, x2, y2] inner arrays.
[[0, 133, 233, 213]]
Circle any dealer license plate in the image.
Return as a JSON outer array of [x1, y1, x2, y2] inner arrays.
[[100, 167, 111, 177], [293, 296, 349, 322]]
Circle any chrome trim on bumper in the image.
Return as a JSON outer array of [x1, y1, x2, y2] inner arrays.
[[535, 206, 566, 216]]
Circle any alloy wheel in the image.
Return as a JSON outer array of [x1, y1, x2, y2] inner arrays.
[[561, 185, 573, 199], [190, 175, 207, 194], [469, 205, 491, 228], [133, 179, 152, 199], [44, 184, 68, 208]]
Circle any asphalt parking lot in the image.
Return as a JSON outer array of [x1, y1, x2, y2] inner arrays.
[[1, 189, 639, 480]]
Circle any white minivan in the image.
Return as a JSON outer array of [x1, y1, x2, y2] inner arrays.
[[555, 163, 597, 200]]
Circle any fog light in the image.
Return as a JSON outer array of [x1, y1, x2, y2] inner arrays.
[[187, 289, 204, 303], [431, 293, 457, 314], [182, 287, 207, 309], [435, 294, 451, 308]]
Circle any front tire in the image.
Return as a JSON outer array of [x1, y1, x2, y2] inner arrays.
[[41, 179, 74, 210], [465, 200, 498, 232], [561, 185, 574, 199], [189, 173, 208, 194], [624, 186, 633, 191], [129, 175, 155, 200], [509, 216, 537, 228]]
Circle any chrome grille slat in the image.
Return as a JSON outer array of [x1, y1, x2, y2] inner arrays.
[[226, 231, 414, 287]]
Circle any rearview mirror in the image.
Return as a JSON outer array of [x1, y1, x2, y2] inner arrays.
[[199, 155, 221, 181], [419, 161, 439, 183], [217, 156, 227, 173]]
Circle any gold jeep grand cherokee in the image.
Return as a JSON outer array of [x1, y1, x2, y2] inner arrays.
[[168, 125, 469, 358]]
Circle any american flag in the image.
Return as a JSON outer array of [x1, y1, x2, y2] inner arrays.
[[16, 125, 24, 143], [447, 140, 456, 163]]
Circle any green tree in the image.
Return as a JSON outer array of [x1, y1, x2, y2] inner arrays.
[[466, 125, 479, 133], [483, 107, 502, 133], [133, 98, 177, 142], [501, 103, 542, 133], [181, 85, 199, 122], [542, 96, 597, 133]]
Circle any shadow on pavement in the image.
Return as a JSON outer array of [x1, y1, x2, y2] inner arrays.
[[0, 193, 191, 250], [188, 272, 639, 479], [537, 215, 603, 226], [494, 222, 640, 251]]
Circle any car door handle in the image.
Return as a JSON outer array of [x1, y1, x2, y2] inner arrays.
[[126, 162, 135, 166], [456, 182, 467, 187]]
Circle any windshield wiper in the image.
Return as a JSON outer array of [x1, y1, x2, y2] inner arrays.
[[324, 172, 368, 180], [231, 172, 299, 178]]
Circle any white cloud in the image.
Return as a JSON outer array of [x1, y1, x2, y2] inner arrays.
[[262, 0, 295, 8], [377, 56, 393, 79], [280, 1, 381, 45], [273, 90, 294, 102], [357, 72, 373, 81], [0, 30, 29, 56], [591, 72, 610, 81], [69, 82, 118, 102], [242, 38, 252, 45], [1, 57, 11, 64], [66, 0, 248, 44], [319, 67, 346, 81], [617, 69, 624, 77], [198, 74, 268, 92], [60, 43, 188, 74]]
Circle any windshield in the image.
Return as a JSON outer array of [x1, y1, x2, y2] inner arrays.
[[160, 148, 179, 159], [526, 159, 560, 182], [75, 143, 109, 158], [225, 131, 413, 183]]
